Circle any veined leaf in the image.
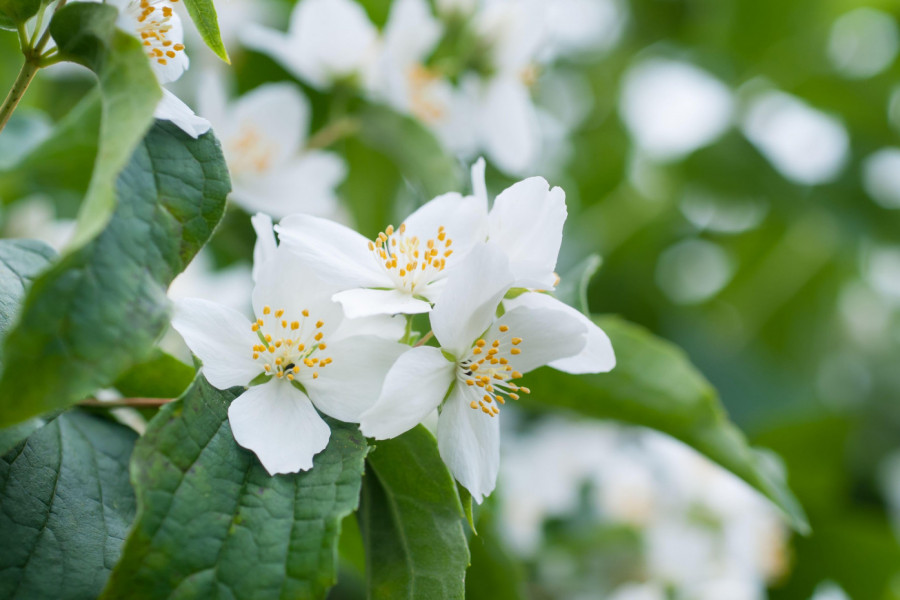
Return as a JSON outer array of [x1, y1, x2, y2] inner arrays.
[[0, 122, 229, 427], [524, 315, 810, 534], [50, 2, 161, 248], [0, 411, 137, 599], [360, 426, 470, 600], [102, 376, 368, 600]]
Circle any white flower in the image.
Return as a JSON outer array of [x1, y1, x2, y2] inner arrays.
[[112, 0, 190, 83], [240, 0, 379, 90], [171, 242, 406, 474], [154, 89, 211, 138], [198, 74, 345, 218], [275, 188, 487, 318], [360, 243, 595, 502]]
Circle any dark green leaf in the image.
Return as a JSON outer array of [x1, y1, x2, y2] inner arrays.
[[524, 315, 810, 534], [182, 0, 229, 63], [0, 411, 138, 599], [50, 2, 161, 247], [102, 376, 368, 600], [360, 425, 470, 599], [465, 502, 526, 600], [0, 0, 44, 29], [0, 122, 229, 427], [113, 349, 195, 399], [356, 104, 462, 200]]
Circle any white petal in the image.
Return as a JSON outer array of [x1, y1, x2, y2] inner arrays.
[[239, 24, 309, 83], [251, 247, 344, 336], [171, 298, 260, 389], [430, 242, 513, 357], [303, 335, 408, 422], [331, 313, 406, 342], [487, 304, 586, 373], [251, 213, 277, 282], [228, 82, 308, 166], [359, 346, 456, 439], [333, 287, 432, 318], [489, 177, 566, 289], [231, 152, 345, 219], [150, 14, 189, 84], [480, 77, 542, 175], [382, 0, 443, 67], [505, 292, 615, 373], [228, 381, 331, 474], [276, 214, 387, 288], [437, 384, 500, 503], [402, 191, 488, 264], [470, 157, 488, 208], [154, 89, 210, 139]]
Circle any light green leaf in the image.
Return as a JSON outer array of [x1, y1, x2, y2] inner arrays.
[[555, 253, 602, 315], [356, 103, 462, 199], [0, 122, 229, 428], [102, 376, 368, 600], [465, 502, 527, 600], [49, 2, 161, 248], [524, 315, 810, 534], [0, 0, 44, 30], [360, 426, 470, 599], [0, 411, 138, 599], [182, 0, 229, 63], [113, 349, 196, 399]]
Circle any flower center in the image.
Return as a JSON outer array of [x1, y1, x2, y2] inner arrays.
[[226, 124, 277, 175], [457, 325, 530, 417], [132, 0, 185, 67], [249, 305, 334, 382], [407, 64, 445, 123], [367, 223, 454, 293]]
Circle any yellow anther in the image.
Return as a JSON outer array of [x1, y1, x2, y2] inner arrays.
[[287, 374, 294, 381], [318, 343, 327, 350], [264, 365, 271, 372], [252, 353, 259, 359], [275, 357, 283, 365], [268, 346, 275, 354], [257, 318, 264, 326], [263, 306, 271, 315], [281, 320, 287, 328], [316, 320, 324, 328], [293, 366, 301, 373], [499, 325, 509, 332], [512, 337, 522, 345], [157, 58, 167, 65], [386, 224, 394, 236], [274, 341, 282, 348], [297, 344, 305, 352], [166, 50, 176, 58], [304, 359, 314, 367], [251, 323, 259, 332], [313, 372, 319, 379], [509, 393, 519, 401], [368, 241, 375, 251], [476, 339, 486, 347], [519, 386, 531, 394], [399, 269, 406, 277], [302, 309, 310, 317], [291, 321, 299, 330], [466, 380, 475, 386], [276, 371, 283, 378], [500, 358, 508, 365], [399, 223, 407, 233], [511, 348, 521, 355], [492, 340, 500, 347], [275, 309, 284, 318], [470, 401, 478, 409], [473, 348, 482, 355], [173, 43, 185, 51], [315, 332, 323, 341], [483, 394, 492, 403]]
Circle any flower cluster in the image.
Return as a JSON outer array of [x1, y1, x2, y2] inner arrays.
[[242, 0, 624, 174], [173, 159, 615, 500]]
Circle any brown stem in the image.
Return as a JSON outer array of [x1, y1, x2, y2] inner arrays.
[[305, 117, 359, 150], [79, 397, 175, 408], [414, 331, 434, 347]]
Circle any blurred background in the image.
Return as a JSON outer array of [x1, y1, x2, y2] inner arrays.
[[3, 0, 900, 598]]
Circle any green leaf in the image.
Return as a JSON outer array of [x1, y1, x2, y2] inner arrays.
[[555, 253, 602, 316], [102, 376, 368, 600], [360, 426, 470, 599], [0, 411, 138, 599], [113, 349, 196, 399], [182, 0, 229, 63], [458, 483, 476, 534], [523, 315, 810, 534], [0, 122, 229, 428], [465, 502, 526, 600], [0, 0, 44, 29], [356, 103, 462, 199], [50, 2, 161, 248]]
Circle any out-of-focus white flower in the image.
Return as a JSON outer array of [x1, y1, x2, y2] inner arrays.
[[655, 238, 734, 305], [276, 185, 486, 317], [171, 238, 405, 474], [607, 583, 667, 600], [539, 0, 627, 61], [112, 0, 190, 83], [862, 148, 900, 209], [828, 8, 899, 79], [741, 90, 849, 185], [154, 89, 210, 138], [620, 58, 734, 162], [809, 581, 851, 600], [360, 244, 593, 502], [241, 0, 379, 90], [198, 74, 345, 218], [1, 196, 75, 251]]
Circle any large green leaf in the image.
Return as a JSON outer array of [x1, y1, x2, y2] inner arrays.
[[102, 376, 368, 600], [182, 0, 229, 63], [50, 2, 161, 248], [0, 122, 229, 427], [0, 239, 55, 453], [523, 315, 810, 534], [0, 411, 138, 599], [360, 426, 470, 600], [113, 349, 196, 399]]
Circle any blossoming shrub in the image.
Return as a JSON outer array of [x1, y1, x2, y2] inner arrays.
[[0, 0, 808, 598]]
